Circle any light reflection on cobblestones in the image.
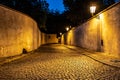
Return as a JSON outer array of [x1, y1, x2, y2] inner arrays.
[[0, 44, 120, 80]]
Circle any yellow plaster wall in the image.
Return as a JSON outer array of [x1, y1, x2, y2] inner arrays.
[[100, 3, 120, 56], [46, 34, 58, 44], [61, 2, 120, 57], [41, 33, 58, 44], [65, 18, 100, 51], [0, 5, 41, 57]]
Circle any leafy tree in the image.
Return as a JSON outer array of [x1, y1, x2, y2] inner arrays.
[[46, 10, 68, 33]]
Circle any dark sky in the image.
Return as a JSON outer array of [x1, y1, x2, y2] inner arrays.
[[115, 0, 120, 2], [46, 0, 65, 12]]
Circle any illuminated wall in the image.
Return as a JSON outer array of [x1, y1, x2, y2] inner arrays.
[[0, 5, 41, 57], [65, 18, 100, 51], [41, 32, 47, 45], [41, 33, 58, 44], [46, 34, 58, 44], [100, 3, 120, 56], [62, 2, 120, 57], [61, 35, 64, 44]]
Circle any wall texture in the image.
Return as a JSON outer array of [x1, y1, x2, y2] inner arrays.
[[101, 3, 120, 57], [61, 2, 120, 57], [46, 34, 58, 44], [41, 32, 47, 45], [40, 33, 58, 44], [0, 5, 41, 57]]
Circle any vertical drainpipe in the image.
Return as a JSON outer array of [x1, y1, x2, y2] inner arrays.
[[97, 15, 102, 52], [99, 14, 102, 52], [97, 14, 103, 52], [100, 14, 104, 52]]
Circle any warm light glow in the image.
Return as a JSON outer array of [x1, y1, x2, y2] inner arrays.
[[67, 29, 73, 45], [60, 32, 62, 35], [58, 37, 61, 39], [66, 27, 69, 31], [90, 6, 96, 15], [27, 38, 31, 49]]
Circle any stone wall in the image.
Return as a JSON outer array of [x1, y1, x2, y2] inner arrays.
[[61, 2, 120, 57], [0, 5, 41, 57]]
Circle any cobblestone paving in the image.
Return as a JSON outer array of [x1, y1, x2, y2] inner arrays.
[[0, 44, 120, 80]]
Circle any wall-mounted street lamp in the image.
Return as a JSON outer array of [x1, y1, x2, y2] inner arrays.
[[90, 5, 96, 16], [66, 27, 69, 31], [60, 32, 62, 36]]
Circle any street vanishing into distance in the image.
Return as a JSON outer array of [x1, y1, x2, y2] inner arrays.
[[0, 44, 120, 80]]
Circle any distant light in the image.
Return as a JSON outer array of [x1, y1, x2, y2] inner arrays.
[[90, 6, 96, 16], [60, 32, 62, 35], [58, 37, 61, 39], [66, 27, 69, 31]]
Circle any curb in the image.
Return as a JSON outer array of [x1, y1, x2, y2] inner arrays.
[[0, 54, 27, 65], [64, 45, 120, 69], [0, 48, 38, 65]]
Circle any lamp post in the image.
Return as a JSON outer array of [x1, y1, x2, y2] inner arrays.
[[90, 5, 96, 16], [66, 27, 69, 31], [60, 32, 62, 36], [90, 5, 103, 52]]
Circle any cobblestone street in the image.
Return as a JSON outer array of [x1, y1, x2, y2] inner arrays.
[[0, 44, 120, 80]]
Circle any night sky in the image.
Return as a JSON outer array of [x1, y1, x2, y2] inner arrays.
[[46, 0, 65, 12], [115, 0, 120, 2], [46, 0, 120, 12]]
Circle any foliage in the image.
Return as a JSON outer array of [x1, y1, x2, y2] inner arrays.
[[46, 10, 69, 33], [0, 0, 116, 34]]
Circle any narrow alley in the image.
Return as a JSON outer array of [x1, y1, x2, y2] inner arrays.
[[0, 44, 119, 80]]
